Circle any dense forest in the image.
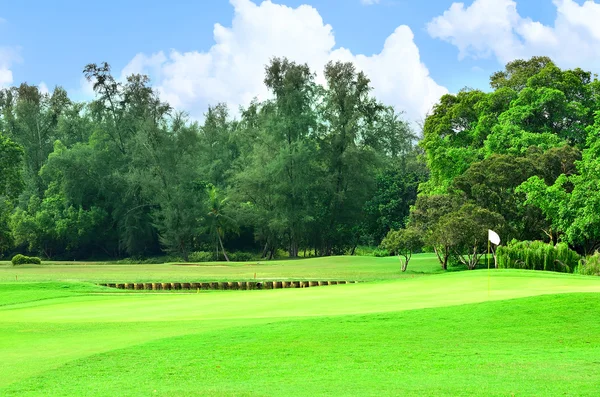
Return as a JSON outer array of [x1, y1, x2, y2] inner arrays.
[[2, 56, 600, 268], [0, 59, 424, 261]]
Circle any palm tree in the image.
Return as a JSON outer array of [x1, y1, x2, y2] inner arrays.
[[206, 186, 237, 262]]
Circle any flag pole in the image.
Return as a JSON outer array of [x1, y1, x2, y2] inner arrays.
[[487, 239, 490, 298]]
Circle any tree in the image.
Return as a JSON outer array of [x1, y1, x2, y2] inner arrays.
[[319, 61, 384, 254], [380, 227, 422, 272], [438, 204, 505, 270], [453, 154, 542, 241], [410, 194, 463, 270], [490, 56, 554, 91], [0, 132, 24, 200], [518, 121, 600, 254], [362, 153, 427, 244], [206, 187, 237, 262]]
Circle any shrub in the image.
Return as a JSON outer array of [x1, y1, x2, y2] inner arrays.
[[11, 254, 42, 265], [373, 248, 390, 257], [576, 252, 600, 276], [188, 251, 214, 263], [497, 240, 580, 273], [228, 252, 257, 262], [116, 256, 183, 264]]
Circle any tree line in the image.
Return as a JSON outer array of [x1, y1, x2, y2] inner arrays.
[[0, 59, 424, 260], [3, 56, 600, 268], [383, 56, 600, 272]]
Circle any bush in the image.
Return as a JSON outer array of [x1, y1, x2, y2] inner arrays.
[[116, 256, 183, 264], [228, 252, 258, 262], [188, 251, 214, 263], [11, 254, 42, 265], [373, 248, 390, 257], [497, 240, 580, 273], [576, 252, 600, 276]]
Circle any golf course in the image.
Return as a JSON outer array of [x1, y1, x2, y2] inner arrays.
[[2, 255, 600, 396]]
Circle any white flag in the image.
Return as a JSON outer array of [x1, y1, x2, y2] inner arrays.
[[488, 230, 501, 245]]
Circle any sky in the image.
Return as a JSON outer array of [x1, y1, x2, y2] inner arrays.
[[1, 0, 600, 124]]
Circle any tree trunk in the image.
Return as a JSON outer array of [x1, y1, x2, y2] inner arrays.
[[434, 246, 449, 270], [289, 238, 298, 258], [218, 234, 230, 262]]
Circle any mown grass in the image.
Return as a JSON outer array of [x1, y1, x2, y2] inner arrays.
[[0, 254, 441, 283], [2, 268, 600, 395]]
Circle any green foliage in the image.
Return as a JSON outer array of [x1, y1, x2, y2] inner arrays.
[[416, 56, 600, 256], [188, 251, 214, 263], [115, 256, 182, 265], [372, 248, 390, 257], [0, 132, 24, 201], [576, 252, 600, 276], [380, 227, 422, 271], [227, 251, 259, 262], [11, 254, 42, 265], [489, 56, 554, 91], [497, 240, 580, 273], [352, 246, 390, 257], [409, 194, 463, 270]]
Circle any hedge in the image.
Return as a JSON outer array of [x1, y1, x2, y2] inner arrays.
[[497, 240, 580, 273], [11, 254, 42, 265]]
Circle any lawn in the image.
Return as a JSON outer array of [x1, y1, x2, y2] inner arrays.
[[0, 254, 441, 283], [2, 256, 600, 396]]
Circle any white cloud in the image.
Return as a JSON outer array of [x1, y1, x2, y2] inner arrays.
[[121, 0, 447, 124], [361, 0, 381, 5], [0, 46, 20, 89], [427, 0, 600, 69]]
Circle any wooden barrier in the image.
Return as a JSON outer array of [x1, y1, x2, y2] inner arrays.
[[100, 280, 360, 291]]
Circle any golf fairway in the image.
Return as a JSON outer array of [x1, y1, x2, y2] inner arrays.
[[2, 269, 600, 396]]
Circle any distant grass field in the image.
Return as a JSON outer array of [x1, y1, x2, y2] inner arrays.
[[2, 256, 600, 395], [0, 254, 441, 283]]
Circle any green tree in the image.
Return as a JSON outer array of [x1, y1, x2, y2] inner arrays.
[[0, 132, 24, 200], [206, 187, 237, 262], [490, 56, 554, 91], [380, 227, 422, 272], [438, 204, 505, 270], [410, 194, 463, 270]]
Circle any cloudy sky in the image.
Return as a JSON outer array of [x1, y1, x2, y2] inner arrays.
[[2, 0, 600, 124]]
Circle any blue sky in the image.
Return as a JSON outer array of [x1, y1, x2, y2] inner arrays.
[[1, 0, 598, 122]]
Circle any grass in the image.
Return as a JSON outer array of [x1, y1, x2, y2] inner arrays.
[[0, 254, 441, 283], [2, 255, 600, 395]]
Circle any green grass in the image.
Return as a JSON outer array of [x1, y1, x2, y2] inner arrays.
[[0, 254, 441, 283], [2, 262, 600, 395]]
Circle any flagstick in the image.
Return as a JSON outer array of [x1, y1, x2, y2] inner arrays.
[[487, 239, 490, 298]]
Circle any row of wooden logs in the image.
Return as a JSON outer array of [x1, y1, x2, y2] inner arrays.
[[98, 281, 358, 291]]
